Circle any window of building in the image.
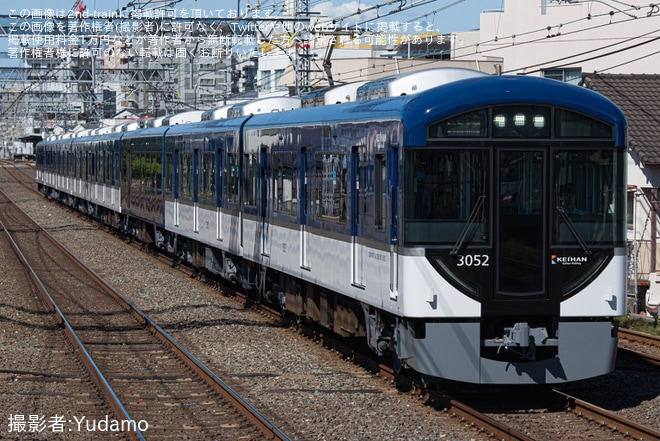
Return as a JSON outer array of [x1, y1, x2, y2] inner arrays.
[[543, 68, 582, 85]]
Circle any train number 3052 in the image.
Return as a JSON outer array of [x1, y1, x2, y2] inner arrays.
[[455, 254, 490, 267]]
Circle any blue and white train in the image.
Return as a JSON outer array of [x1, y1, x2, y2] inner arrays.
[[35, 70, 627, 384]]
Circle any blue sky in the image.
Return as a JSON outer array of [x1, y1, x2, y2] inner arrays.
[[5, 0, 502, 34]]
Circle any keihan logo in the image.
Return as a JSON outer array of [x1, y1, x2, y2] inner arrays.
[[551, 255, 588, 265]]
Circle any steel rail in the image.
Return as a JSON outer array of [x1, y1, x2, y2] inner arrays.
[[557, 390, 660, 441], [0, 188, 290, 441], [0, 196, 146, 441]]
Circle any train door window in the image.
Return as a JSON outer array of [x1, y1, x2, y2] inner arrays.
[[497, 150, 545, 294], [121, 148, 129, 187], [244, 153, 257, 207], [227, 152, 239, 204], [90, 151, 95, 181], [104, 150, 110, 185], [81, 150, 87, 180], [273, 151, 298, 216], [215, 141, 224, 208], [315, 152, 347, 222], [351, 146, 367, 231], [375, 153, 386, 231], [113, 151, 119, 186], [165, 151, 174, 196], [180, 148, 193, 201], [200, 151, 215, 205], [94, 150, 100, 183], [403, 149, 489, 245]]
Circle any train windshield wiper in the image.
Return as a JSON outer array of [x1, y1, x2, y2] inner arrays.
[[450, 195, 485, 256], [557, 207, 592, 256]]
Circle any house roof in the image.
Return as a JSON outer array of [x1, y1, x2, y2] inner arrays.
[[582, 73, 660, 166]]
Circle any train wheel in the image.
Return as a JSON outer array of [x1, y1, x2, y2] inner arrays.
[[393, 353, 403, 374]]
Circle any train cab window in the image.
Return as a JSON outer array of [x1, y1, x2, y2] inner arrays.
[[553, 149, 626, 246], [273, 152, 299, 216], [404, 149, 489, 245], [315, 153, 347, 222]]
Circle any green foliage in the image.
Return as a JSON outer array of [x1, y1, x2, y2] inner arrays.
[[618, 313, 660, 336]]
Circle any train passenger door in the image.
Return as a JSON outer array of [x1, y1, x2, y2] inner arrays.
[[300, 147, 310, 269], [259, 147, 270, 256], [351, 146, 366, 287], [173, 148, 180, 226], [214, 139, 224, 241], [489, 149, 553, 316], [193, 147, 200, 232], [388, 145, 399, 299]]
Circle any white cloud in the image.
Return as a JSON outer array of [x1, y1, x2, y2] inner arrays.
[[312, 1, 379, 24]]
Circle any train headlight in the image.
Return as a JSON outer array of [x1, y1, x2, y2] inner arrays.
[[533, 115, 546, 128], [514, 113, 526, 126]]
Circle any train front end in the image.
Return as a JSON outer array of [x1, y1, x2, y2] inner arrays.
[[392, 76, 627, 384]]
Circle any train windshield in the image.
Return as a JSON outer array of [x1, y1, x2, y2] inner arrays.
[[403, 149, 489, 245], [402, 147, 625, 247], [553, 148, 626, 246]]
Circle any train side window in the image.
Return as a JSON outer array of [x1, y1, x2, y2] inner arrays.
[[180, 151, 193, 200], [200, 152, 215, 204], [375, 153, 386, 231], [315, 152, 347, 222], [273, 151, 298, 216]]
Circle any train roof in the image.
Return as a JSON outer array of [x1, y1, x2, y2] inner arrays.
[[165, 114, 250, 136], [355, 67, 487, 101], [301, 81, 368, 107], [162, 110, 205, 126], [201, 104, 236, 121], [403, 74, 627, 146], [244, 74, 626, 146], [38, 74, 626, 149], [227, 96, 301, 118]]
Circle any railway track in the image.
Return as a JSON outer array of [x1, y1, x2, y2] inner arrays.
[[57, 226, 660, 441], [619, 328, 660, 367], [0, 186, 290, 440], [4, 163, 660, 440]]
